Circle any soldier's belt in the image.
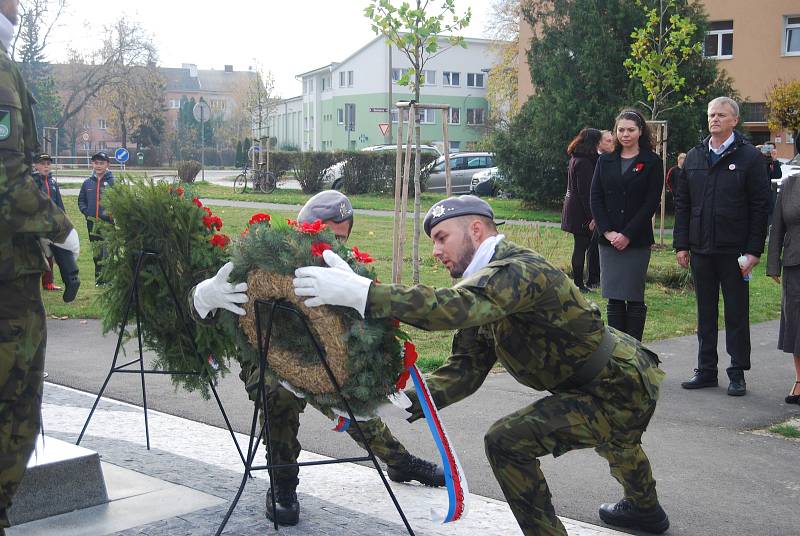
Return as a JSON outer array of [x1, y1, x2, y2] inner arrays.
[[555, 327, 614, 391]]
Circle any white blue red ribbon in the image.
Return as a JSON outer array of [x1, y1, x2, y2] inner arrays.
[[332, 416, 350, 432]]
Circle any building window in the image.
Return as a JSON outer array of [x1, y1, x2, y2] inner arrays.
[[98, 119, 107, 129], [347, 70, 354, 87], [390, 109, 410, 124], [168, 99, 180, 109], [785, 16, 800, 55], [704, 20, 733, 59], [391, 68, 408, 83], [466, 108, 485, 125], [443, 71, 460, 86], [448, 107, 460, 125], [418, 108, 435, 124], [321, 77, 327, 91], [337, 108, 344, 124], [339, 71, 346, 87], [422, 70, 436, 86], [467, 73, 485, 88], [82, 142, 91, 151], [449, 141, 460, 152]]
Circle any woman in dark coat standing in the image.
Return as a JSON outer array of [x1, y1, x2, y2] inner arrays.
[[561, 128, 602, 292], [590, 109, 663, 341]]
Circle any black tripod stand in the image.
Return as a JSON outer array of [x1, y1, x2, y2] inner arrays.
[[215, 299, 414, 535], [76, 250, 246, 468]]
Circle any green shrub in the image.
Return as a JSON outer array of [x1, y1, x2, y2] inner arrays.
[[291, 152, 341, 193]]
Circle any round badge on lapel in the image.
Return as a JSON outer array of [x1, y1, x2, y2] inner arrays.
[[728, 163, 736, 170]]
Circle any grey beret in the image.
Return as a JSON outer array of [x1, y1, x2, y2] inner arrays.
[[423, 195, 496, 237], [297, 190, 354, 224]]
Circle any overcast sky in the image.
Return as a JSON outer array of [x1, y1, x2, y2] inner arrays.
[[45, 0, 495, 97]]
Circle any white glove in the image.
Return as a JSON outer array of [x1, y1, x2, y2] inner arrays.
[[193, 261, 249, 319], [51, 229, 80, 260], [293, 250, 371, 318]]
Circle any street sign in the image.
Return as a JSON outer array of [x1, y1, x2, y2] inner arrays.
[[369, 107, 388, 113], [378, 123, 390, 136], [114, 147, 130, 163], [193, 100, 211, 123], [81, 131, 90, 142]]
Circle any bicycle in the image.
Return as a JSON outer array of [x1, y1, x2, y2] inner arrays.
[[233, 163, 277, 194]]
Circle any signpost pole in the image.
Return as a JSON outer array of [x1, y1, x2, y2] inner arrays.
[[200, 105, 205, 183]]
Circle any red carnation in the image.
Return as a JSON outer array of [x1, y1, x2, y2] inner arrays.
[[286, 218, 298, 226], [634, 163, 645, 172], [352, 246, 374, 264], [249, 213, 271, 226], [395, 341, 419, 390], [299, 220, 326, 235], [310, 241, 332, 257], [192, 197, 203, 208], [210, 234, 230, 248], [176, 186, 185, 197], [203, 206, 212, 216]]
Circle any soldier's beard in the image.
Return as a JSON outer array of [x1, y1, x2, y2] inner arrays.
[[448, 234, 476, 278]]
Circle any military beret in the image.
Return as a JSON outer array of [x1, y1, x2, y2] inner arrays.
[[36, 153, 52, 162], [423, 195, 497, 237], [91, 152, 110, 162], [297, 190, 354, 224]]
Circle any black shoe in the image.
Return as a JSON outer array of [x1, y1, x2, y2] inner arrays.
[[786, 382, 800, 404], [387, 454, 445, 487], [727, 378, 747, 396], [586, 281, 600, 290], [681, 370, 718, 389], [599, 498, 669, 534], [265, 487, 299, 526]]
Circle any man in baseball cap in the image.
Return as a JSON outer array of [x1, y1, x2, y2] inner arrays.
[[191, 190, 444, 526]]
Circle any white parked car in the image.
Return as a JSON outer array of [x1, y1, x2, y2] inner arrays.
[[779, 154, 800, 185], [470, 167, 510, 197]]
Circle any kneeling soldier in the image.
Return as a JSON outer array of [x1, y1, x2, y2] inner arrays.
[[293, 195, 670, 535]]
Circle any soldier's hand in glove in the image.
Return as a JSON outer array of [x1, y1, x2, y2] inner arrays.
[[193, 261, 248, 318], [293, 250, 371, 318], [46, 228, 80, 260]]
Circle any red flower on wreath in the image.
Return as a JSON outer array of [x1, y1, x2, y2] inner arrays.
[[286, 218, 298, 227], [249, 213, 271, 226], [298, 219, 326, 235], [192, 197, 203, 208], [203, 214, 223, 231], [351, 246, 374, 264], [395, 340, 419, 390], [634, 163, 645, 172], [210, 234, 230, 248], [310, 241, 332, 257]]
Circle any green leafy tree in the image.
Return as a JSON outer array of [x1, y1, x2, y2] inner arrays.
[[365, 0, 471, 283], [766, 79, 800, 154]]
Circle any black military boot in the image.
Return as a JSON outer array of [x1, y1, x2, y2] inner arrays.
[[727, 369, 747, 396], [265, 485, 299, 526], [386, 454, 445, 487], [606, 301, 627, 333], [681, 369, 718, 389], [599, 498, 670, 534], [626, 303, 648, 341]]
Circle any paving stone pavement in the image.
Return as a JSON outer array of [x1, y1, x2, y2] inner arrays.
[[25, 383, 629, 536]]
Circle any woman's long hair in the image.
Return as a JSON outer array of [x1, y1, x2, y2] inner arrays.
[[613, 108, 654, 153], [567, 128, 602, 157]]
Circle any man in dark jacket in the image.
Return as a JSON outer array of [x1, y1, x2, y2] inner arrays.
[[673, 97, 771, 396], [32, 153, 65, 291], [77, 152, 114, 285]]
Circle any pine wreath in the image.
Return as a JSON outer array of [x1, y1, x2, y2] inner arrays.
[[222, 216, 406, 415], [96, 180, 236, 396]]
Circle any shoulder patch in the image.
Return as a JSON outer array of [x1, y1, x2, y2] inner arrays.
[[0, 109, 11, 141]]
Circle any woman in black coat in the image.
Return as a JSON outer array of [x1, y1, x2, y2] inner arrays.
[[561, 128, 602, 292], [590, 109, 663, 341]]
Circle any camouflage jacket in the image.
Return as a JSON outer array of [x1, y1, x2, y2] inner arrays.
[[0, 49, 73, 280], [366, 239, 664, 416]]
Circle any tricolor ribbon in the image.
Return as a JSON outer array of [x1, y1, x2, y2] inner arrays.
[[332, 416, 350, 432]]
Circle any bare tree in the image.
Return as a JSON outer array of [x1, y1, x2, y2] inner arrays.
[[485, 0, 521, 128], [11, 0, 65, 62]]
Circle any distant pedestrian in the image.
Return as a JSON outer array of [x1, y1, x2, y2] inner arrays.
[[32, 153, 65, 291], [78, 152, 115, 285], [673, 96, 771, 397], [561, 128, 602, 292], [591, 109, 663, 341], [766, 173, 800, 405], [665, 152, 686, 194]]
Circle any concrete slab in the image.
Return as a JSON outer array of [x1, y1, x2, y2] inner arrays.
[[6, 461, 224, 536], [8, 437, 108, 525]]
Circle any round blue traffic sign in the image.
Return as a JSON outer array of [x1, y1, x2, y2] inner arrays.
[[114, 147, 130, 163]]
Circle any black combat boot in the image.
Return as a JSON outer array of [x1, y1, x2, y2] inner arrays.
[[599, 498, 670, 534], [626, 303, 648, 341], [606, 301, 627, 333], [386, 454, 445, 487], [265, 485, 300, 526], [727, 369, 747, 396], [681, 369, 718, 389]]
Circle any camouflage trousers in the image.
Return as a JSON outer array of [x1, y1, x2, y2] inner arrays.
[[484, 355, 661, 536], [0, 275, 46, 530], [239, 365, 409, 486]]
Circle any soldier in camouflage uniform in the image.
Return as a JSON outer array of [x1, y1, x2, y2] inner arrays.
[[191, 191, 443, 526], [294, 195, 671, 535], [0, 2, 78, 532]]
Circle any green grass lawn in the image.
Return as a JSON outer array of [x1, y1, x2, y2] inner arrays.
[[45, 198, 779, 371]]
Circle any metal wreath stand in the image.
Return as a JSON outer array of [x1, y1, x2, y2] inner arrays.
[[214, 298, 414, 535], [76, 250, 247, 469]]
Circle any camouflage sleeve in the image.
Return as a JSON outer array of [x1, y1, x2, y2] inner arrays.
[[0, 166, 73, 241], [405, 326, 496, 422], [187, 284, 217, 326], [366, 266, 521, 331]]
